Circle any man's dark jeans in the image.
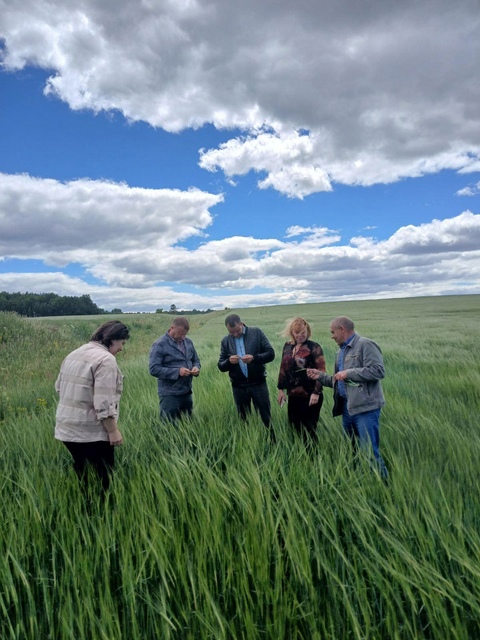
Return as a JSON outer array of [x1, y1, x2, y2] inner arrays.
[[159, 393, 193, 422], [342, 406, 388, 479]]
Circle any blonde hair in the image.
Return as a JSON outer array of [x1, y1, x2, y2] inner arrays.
[[282, 317, 311, 343]]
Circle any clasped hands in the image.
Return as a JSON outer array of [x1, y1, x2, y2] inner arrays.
[[229, 354, 254, 364], [179, 366, 200, 377]]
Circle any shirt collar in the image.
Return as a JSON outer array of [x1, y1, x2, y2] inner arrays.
[[340, 333, 355, 348]]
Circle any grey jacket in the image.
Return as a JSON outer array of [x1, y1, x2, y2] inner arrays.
[[318, 333, 385, 416], [149, 331, 201, 396]]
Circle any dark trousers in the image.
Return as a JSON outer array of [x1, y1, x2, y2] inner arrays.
[[63, 441, 114, 492], [232, 382, 272, 429], [287, 393, 323, 444], [159, 393, 193, 422]]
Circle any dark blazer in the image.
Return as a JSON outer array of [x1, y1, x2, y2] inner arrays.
[[218, 325, 275, 387]]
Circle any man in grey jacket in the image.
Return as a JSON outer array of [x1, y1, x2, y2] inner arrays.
[[149, 316, 201, 422], [308, 316, 388, 478], [218, 314, 275, 438]]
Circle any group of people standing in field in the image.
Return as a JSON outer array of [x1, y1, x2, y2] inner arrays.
[[54, 312, 388, 494]]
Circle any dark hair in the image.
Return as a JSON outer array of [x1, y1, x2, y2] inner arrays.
[[225, 314, 241, 327], [171, 316, 190, 330], [91, 321, 130, 347]]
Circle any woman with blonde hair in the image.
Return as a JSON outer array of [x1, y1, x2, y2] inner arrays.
[[277, 317, 326, 444]]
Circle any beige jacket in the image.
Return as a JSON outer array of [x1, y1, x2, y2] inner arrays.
[[55, 341, 124, 442]]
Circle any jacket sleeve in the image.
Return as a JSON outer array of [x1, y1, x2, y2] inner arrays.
[[312, 349, 336, 389], [252, 329, 275, 364], [310, 342, 326, 393], [315, 371, 335, 388], [345, 339, 385, 382], [191, 342, 201, 370], [277, 343, 288, 389], [93, 359, 122, 420], [149, 340, 179, 381], [218, 336, 232, 372]]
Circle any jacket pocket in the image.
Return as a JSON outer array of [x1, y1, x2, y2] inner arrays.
[[344, 353, 360, 367]]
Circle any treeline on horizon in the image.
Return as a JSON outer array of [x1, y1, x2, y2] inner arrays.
[[0, 291, 106, 317], [0, 291, 220, 318]]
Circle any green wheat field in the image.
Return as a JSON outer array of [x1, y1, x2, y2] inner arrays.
[[1, 295, 479, 639]]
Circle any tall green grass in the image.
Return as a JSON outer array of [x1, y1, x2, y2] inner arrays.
[[1, 296, 480, 639]]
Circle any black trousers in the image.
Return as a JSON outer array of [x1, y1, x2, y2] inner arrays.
[[63, 441, 114, 492], [287, 394, 323, 444], [232, 382, 272, 429]]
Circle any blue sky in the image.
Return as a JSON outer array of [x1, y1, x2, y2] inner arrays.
[[1, 0, 479, 312]]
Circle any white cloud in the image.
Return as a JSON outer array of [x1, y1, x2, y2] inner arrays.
[[1, 0, 480, 197], [0, 172, 479, 310], [1, 2, 480, 309], [456, 181, 480, 196], [0, 172, 223, 260], [199, 131, 334, 198], [284, 226, 341, 247], [200, 130, 480, 197], [379, 211, 480, 255]]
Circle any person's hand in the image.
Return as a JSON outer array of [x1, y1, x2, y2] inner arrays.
[[179, 367, 191, 377], [109, 428, 124, 447], [241, 354, 254, 364], [278, 390, 286, 407], [229, 355, 240, 364], [190, 366, 200, 376], [307, 368, 320, 380], [309, 393, 319, 406], [102, 417, 123, 446], [334, 371, 348, 381]]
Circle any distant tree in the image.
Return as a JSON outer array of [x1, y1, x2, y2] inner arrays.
[[0, 291, 105, 317], [155, 308, 163, 314], [111, 308, 123, 314], [169, 304, 177, 313]]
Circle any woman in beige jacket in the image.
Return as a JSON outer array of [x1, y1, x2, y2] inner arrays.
[[55, 320, 130, 491]]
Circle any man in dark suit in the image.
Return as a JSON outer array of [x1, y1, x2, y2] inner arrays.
[[218, 314, 275, 437]]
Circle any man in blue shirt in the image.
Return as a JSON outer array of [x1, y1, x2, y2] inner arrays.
[[149, 316, 201, 422], [218, 314, 275, 438]]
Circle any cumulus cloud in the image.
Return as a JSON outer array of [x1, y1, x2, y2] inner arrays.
[[200, 130, 480, 197], [199, 131, 334, 198], [1, 0, 480, 197], [456, 181, 480, 196], [0, 172, 479, 310], [1, 2, 480, 309], [0, 172, 223, 261]]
